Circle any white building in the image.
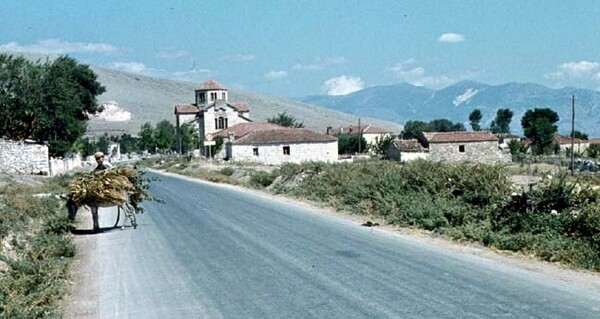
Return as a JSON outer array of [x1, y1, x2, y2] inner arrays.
[[174, 80, 251, 154], [216, 123, 338, 165]]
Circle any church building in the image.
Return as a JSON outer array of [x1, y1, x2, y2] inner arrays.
[[174, 80, 251, 153]]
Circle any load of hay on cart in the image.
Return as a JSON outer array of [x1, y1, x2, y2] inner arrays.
[[67, 167, 154, 232]]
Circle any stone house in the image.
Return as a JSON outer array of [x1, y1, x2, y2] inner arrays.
[[326, 124, 394, 152], [423, 131, 510, 163], [386, 139, 428, 162], [174, 80, 251, 154], [216, 123, 338, 165]]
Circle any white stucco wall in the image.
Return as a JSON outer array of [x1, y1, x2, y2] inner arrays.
[[228, 141, 338, 165]]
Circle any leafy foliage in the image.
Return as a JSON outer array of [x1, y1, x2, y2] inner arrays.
[[490, 108, 513, 134], [154, 120, 176, 153], [0, 177, 76, 317], [179, 123, 199, 154], [469, 109, 482, 131], [370, 134, 395, 157], [267, 112, 304, 128], [402, 119, 465, 147], [0, 54, 105, 156], [522, 108, 559, 155], [139, 122, 155, 152], [337, 134, 367, 154]]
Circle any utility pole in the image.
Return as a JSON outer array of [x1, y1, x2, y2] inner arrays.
[[358, 118, 362, 153], [571, 94, 575, 176]]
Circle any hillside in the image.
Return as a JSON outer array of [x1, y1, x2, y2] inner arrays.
[[1, 51, 403, 136], [87, 67, 404, 136], [300, 81, 600, 137]]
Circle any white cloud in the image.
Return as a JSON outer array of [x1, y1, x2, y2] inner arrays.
[[438, 33, 466, 43], [265, 70, 288, 80], [386, 60, 477, 89], [155, 49, 189, 60], [547, 61, 600, 79], [292, 56, 347, 71], [108, 61, 147, 74], [321, 75, 364, 96], [97, 101, 132, 122], [0, 39, 120, 55], [453, 88, 479, 106], [220, 54, 257, 62]]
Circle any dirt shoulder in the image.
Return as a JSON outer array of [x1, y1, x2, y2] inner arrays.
[[154, 169, 600, 293]]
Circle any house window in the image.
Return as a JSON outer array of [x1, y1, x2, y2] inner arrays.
[[222, 92, 226, 100], [214, 118, 218, 129], [218, 117, 225, 129], [459, 145, 465, 153], [283, 146, 290, 155], [225, 118, 228, 128], [210, 92, 217, 100], [253, 148, 259, 156], [199, 93, 206, 102]]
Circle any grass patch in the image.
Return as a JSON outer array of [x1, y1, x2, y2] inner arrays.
[[0, 175, 75, 318]]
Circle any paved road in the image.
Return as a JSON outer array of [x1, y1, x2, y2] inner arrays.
[[67, 172, 600, 318]]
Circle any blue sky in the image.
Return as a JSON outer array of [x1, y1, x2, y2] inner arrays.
[[2, 0, 600, 97]]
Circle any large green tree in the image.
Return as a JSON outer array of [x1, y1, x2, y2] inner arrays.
[[521, 108, 559, 155], [138, 122, 155, 152], [267, 112, 304, 128], [0, 54, 105, 156], [154, 120, 176, 153], [179, 123, 199, 154], [490, 108, 513, 134], [469, 109, 482, 131], [338, 135, 367, 155]]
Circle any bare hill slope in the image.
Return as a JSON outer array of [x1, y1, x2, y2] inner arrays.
[[88, 67, 403, 136]]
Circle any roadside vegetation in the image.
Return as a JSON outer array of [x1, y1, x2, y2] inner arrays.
[[0, 174, 74, 318], [154, 158, 600, 271]]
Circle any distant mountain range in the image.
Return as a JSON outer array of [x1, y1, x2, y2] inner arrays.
[[299, 81, 600, 137]]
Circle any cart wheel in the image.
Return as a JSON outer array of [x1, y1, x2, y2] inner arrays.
[[114, 206, 121, 228]]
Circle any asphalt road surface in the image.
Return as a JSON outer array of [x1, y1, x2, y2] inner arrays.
[[66, 171, 600, 318]]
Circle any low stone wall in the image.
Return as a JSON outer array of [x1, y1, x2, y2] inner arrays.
[[0, 139, 49, 175]]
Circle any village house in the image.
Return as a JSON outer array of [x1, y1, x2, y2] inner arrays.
[[424, 131, 511, 164], [174, 80, 251, 154], [386, 138, 428, 162], [215, 123, 338, 165], [326, 124, 394, 152], [552, 134, 588, 155]]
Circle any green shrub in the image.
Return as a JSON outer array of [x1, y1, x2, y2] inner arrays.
[[249, 171, 278, 188], [219, 167, 235, 176]]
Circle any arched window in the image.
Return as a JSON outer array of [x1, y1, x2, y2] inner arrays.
[[218, 117, 224, 129]]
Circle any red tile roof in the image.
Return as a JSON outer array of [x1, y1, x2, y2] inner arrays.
[[229, 102, 250, 112], [215, 122, 286, 139], [553, 133, 585, 145], [174, 104, 199, 114], [196, 79, 227, 91], [233, 129, 337, 145], [391, 139, 426, 152], [424, 131, 498, 143], [589, 138, 600, 145]]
